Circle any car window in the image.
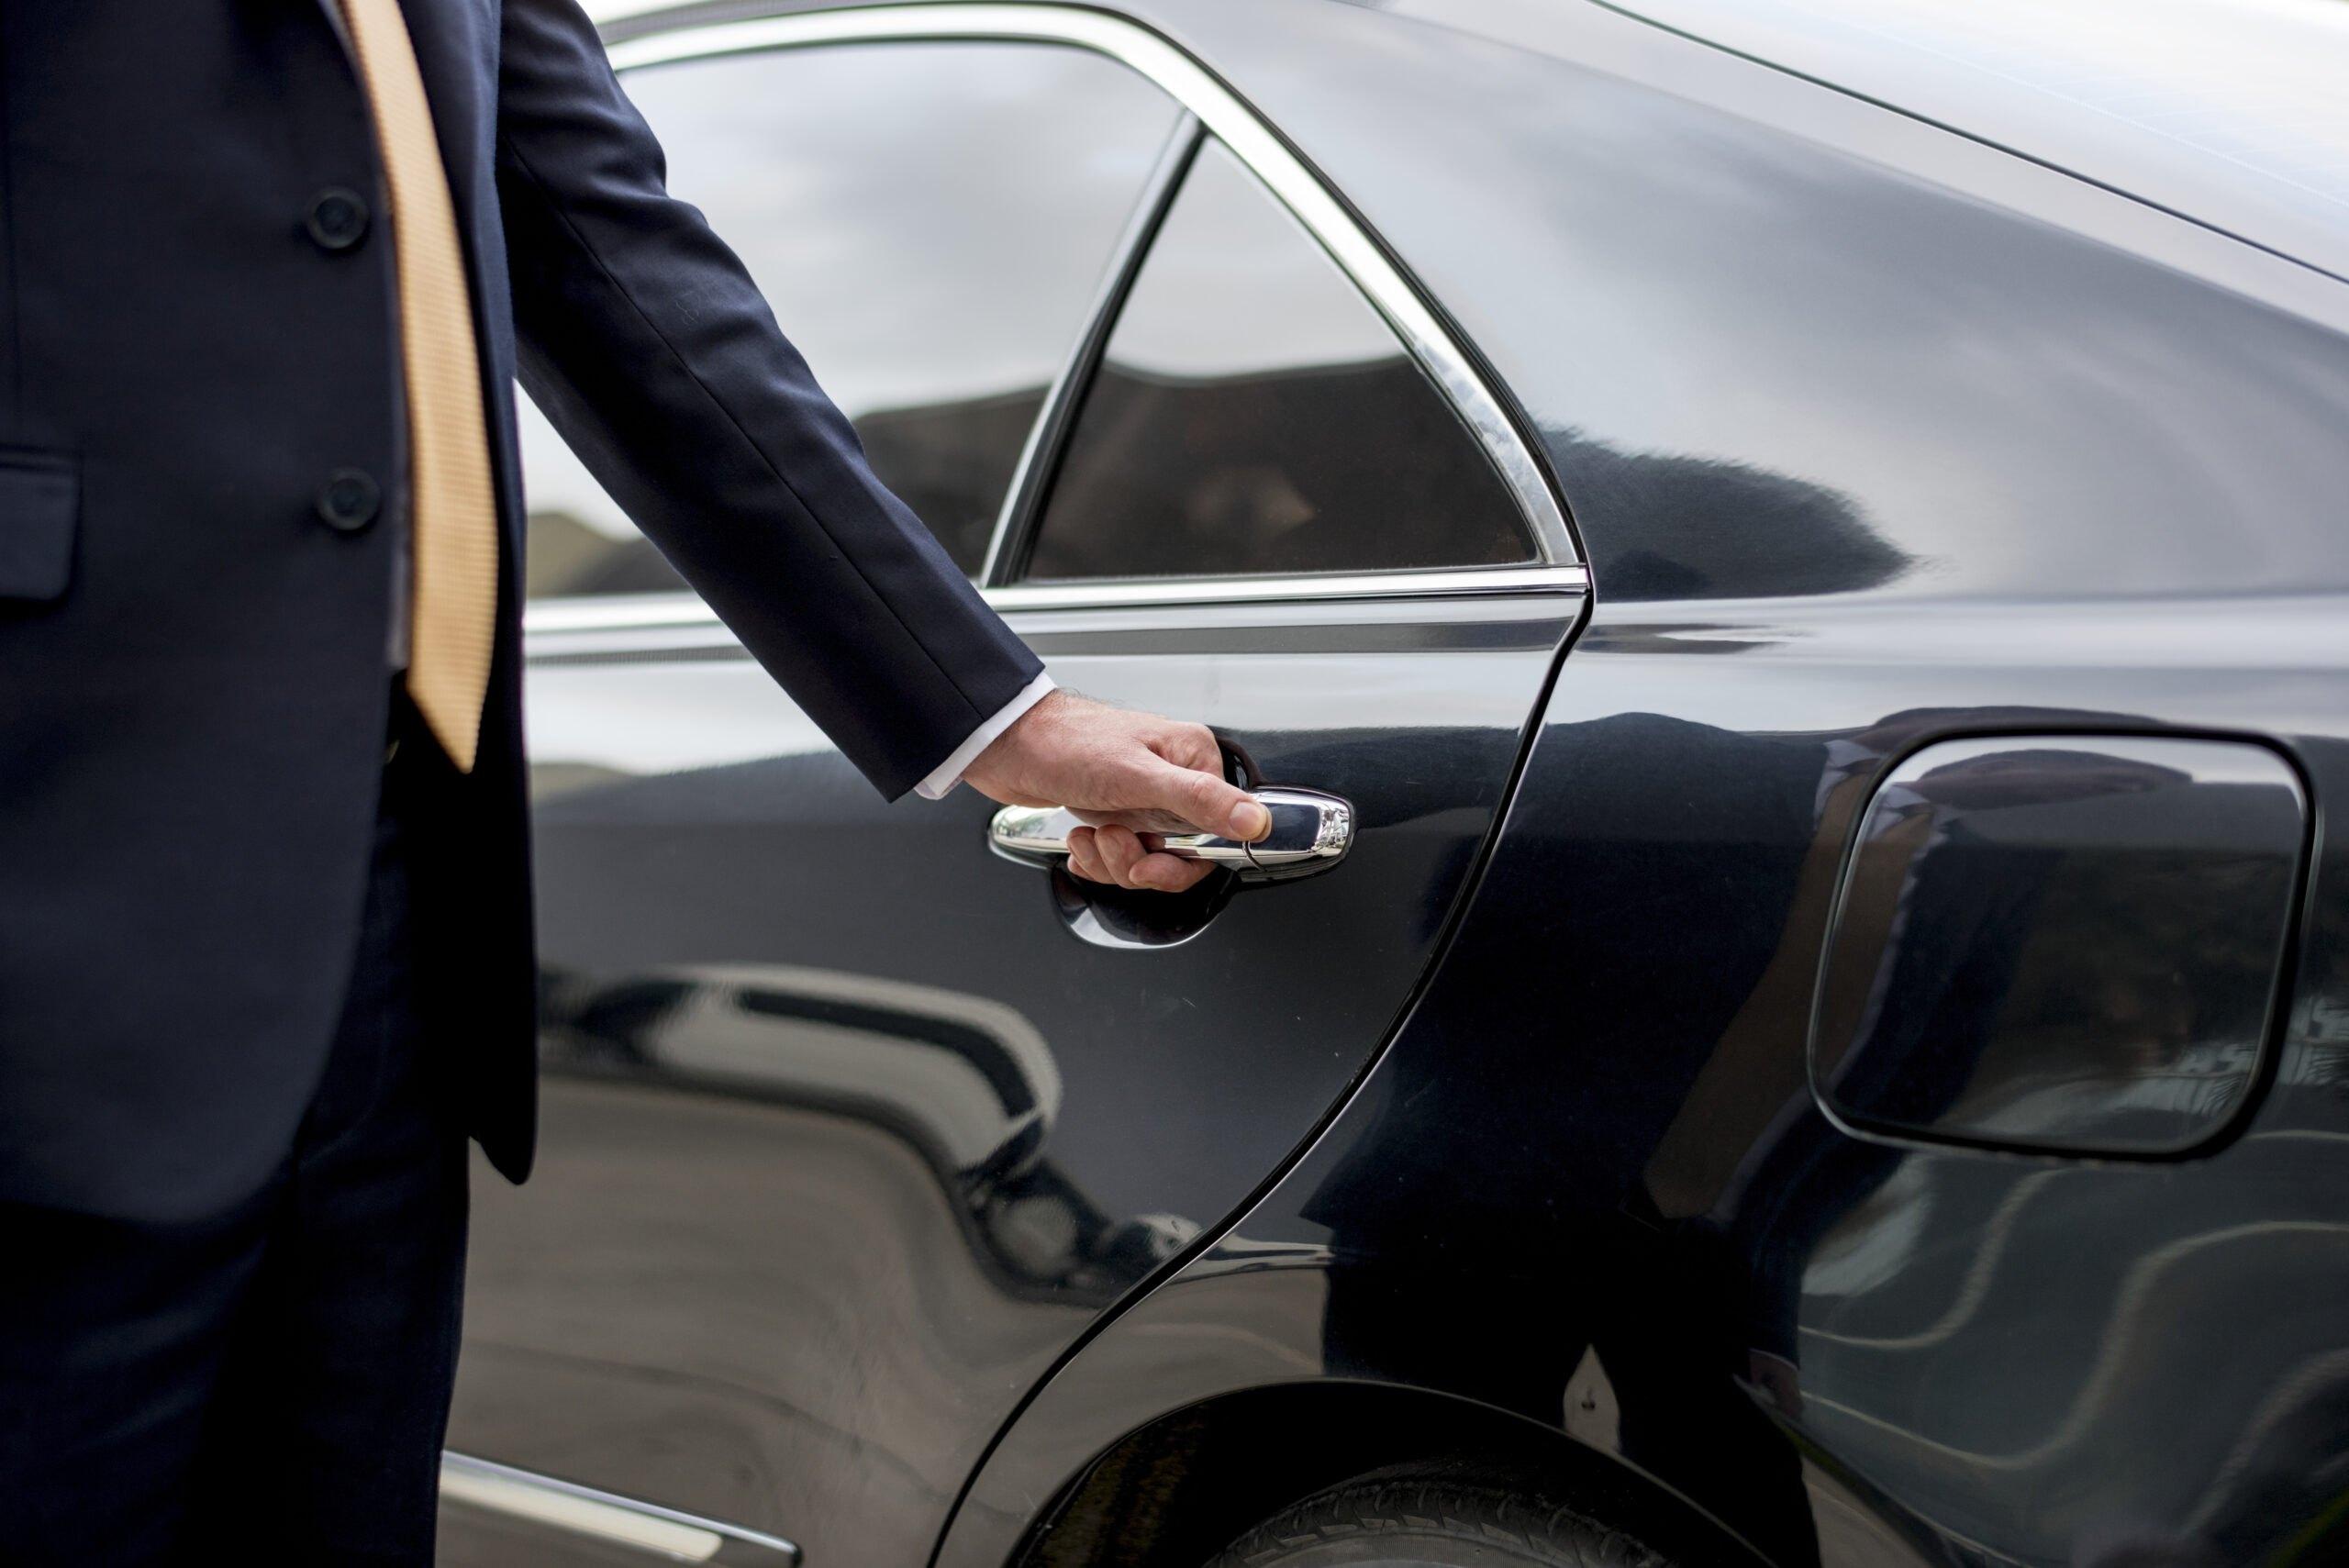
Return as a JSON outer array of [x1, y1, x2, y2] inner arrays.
[[523, 40, 1183, 595], [1020, 138, 1534, 583]]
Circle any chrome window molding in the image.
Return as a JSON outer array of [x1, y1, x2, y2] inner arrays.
[[440, 1452, 801, 1565], [522, 565, 1589, 642], [599, 2, 1579, 572], [525, 591, 720, 635], [979, 564, 1586, 612]]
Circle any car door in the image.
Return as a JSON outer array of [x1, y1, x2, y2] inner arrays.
[[440, 10, 1585, 1567]]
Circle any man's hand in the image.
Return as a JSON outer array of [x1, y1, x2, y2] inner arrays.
[[962, 690, 1270, 892]]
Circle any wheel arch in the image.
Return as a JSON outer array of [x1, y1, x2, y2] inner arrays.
[[1002, 1378, 1768, 1568]]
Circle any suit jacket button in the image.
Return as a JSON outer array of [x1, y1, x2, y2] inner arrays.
[[317, 468, 382, 532], [306, 187, 370, 251]]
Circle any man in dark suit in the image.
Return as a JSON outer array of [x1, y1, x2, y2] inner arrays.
[[0, 2, 1255, 1560]]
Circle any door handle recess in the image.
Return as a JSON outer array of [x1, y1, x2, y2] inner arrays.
[[988, 788, 1353, 884]]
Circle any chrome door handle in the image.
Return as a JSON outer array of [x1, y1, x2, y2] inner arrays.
[[988, 787, 1353, 884]]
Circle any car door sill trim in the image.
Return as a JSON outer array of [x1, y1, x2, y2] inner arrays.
[[440, 1451, 803, 1565]]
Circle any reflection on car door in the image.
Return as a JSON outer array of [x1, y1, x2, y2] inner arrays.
[[446, 23, 1586, 1568]]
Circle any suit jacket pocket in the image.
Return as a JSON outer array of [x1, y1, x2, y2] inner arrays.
[[0, 452, 78, 601]]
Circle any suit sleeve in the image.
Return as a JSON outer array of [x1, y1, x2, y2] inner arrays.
[[492, 0, 1044, 800]]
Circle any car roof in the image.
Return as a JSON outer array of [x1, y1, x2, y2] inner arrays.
[[1575, 0, 2349, 282]]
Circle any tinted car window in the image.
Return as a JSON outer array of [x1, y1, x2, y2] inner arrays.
[[1023, 138, 1533, 582], [523, 41, 1182, 594]]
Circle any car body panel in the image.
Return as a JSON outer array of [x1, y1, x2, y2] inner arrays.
[[952, 591, 2349, 1568], [1559, 0, 2349, 285], [453, 593, 1578, 1562]]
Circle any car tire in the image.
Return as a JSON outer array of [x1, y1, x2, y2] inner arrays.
[[1201, 1471, 1675, 1568]]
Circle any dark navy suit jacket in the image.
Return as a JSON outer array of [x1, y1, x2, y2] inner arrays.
[[0, 0, 1042, 1222]]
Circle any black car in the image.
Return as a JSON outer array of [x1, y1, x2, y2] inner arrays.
[[439, 2, 2349, 1565]]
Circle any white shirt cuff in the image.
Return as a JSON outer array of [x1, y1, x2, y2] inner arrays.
[[913, 672, 1057, 800]]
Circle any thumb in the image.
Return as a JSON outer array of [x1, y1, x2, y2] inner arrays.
[[1148, 756, 1270, 842]]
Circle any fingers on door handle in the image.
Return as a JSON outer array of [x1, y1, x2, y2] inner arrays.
[[989, 788, 1353, 884]]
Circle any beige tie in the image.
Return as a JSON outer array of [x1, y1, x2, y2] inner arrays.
[[340, 0, 500, 773]]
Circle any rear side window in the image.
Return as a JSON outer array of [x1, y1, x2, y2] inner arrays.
[[523, 41, 1182, 595], [1021, 138, 1533, 582]]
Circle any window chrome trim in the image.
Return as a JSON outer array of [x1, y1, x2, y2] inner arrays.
[[440, 1452, 801, 1564], [522, 565, 1588, 638], [601, 3, 1578, 568], [981, 564, 1586, 612], [525, 591, 721, 634]]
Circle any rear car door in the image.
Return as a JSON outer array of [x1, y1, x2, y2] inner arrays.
[[442, 10, 1585, 1566]]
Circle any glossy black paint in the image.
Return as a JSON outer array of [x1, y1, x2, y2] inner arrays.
[[460, 8, 1589, 1558], [457, 2, 2349, 1565], [1813, 736, 2307, 1159], [453, 600, 1571, 1563], [951, 600, 2349, 1568]]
